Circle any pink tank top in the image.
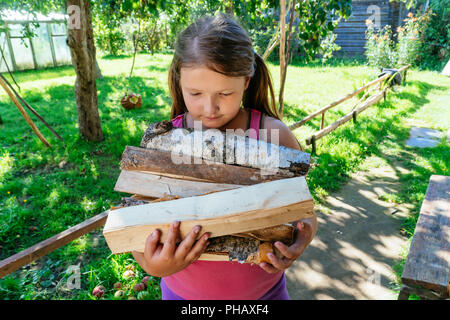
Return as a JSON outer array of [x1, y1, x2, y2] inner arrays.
[[164, 108, 283, 300]]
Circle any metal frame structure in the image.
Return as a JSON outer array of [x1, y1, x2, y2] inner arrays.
[[0, 16, 71, 72]]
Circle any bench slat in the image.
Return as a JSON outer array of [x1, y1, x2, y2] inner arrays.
[[401, 175, 450, 296]]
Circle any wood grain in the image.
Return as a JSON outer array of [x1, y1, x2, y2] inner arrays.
[[103, 176, 314, 254], [401, 175, 450, 297]]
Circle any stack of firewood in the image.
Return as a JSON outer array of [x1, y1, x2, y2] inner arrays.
[[103, 120, 314, 264]]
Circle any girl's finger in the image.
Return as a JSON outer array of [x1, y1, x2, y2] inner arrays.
[[266, 252, 291, 270], [274, 241, 296, 260], [132, 251, 147, 271], [145, 229, 161, 257], [176, 225, 201, 259], [259, 262, 281, 274], [161, 221, 180, 256], [185, 232, 210, 263]]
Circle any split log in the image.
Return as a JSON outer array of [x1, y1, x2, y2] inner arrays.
[[103, 176, 314, 254], [120, 146, 295, 185], [202, 236, 287, 264], [139, 121, 310, 177], [114, 170, 241, 198]]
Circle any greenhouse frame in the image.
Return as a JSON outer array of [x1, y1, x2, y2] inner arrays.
[[0, 10, 72, 73]]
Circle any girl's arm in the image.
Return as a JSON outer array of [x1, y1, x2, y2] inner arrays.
[[258, 116, 318, 273]]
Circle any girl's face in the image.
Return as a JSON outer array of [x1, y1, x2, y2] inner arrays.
[[179, 65, 250, 129]]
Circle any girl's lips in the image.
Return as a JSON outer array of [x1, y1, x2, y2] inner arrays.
[[205, 116, 221, 120]]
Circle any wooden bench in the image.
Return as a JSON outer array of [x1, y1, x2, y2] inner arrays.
[[398, 175, 450, 300]]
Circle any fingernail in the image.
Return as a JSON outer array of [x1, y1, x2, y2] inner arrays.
[[152, 230, 157, 238], [194, 226, 201, 234]]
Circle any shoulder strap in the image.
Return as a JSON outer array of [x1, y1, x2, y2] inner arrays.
[[249, 108, 261, 140]]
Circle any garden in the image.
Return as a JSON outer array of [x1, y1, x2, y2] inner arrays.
[[0, 0, 448, 301]]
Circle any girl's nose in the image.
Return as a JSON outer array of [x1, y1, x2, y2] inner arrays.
[[203, 96, 219, 115]]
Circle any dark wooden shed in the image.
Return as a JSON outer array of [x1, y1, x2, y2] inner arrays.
[[334, 0, 407, 56]]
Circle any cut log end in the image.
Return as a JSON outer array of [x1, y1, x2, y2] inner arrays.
[[140, 120, 174, 147]]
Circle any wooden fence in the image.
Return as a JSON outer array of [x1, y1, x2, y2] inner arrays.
[[289, 65, 410, 154]]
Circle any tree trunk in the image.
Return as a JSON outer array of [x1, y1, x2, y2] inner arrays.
[[95, 58, 103, 79], [278, 0, 296, 119], [66, 0, 103, 142]]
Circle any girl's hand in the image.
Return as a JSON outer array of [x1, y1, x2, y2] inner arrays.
[[259, 220, 315, 274], [132, 221, 210, 277]]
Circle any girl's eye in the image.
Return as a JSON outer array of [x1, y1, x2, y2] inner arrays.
[[190, 93, 200, 96], [221, 93, 232, 96]]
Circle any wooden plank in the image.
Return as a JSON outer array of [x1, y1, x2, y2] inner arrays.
[[0, 75, 51, 148], [289, 74, 389, 131], [335, 27, 374, 33], [338, 21, 389, 28], [401, 175, 450, 297], [335, 40, 367, 47], [103, 176, 314, 254], [306, 88, 386, 144], [140, 122, 311, 176], [0, 210, 110, 278], [115, 170, 242, 198], [120, 146, 303, 185]]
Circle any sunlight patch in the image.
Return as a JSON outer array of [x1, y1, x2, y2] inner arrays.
[[0, 151, 13, 181]]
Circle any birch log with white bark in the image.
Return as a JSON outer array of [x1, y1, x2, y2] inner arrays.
[[139, 120, 310, 177]]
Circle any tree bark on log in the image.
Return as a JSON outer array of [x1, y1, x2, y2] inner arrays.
[[140, 121, 310, 176], [120, 146, 303, 186], [66, 0, 104, 142]]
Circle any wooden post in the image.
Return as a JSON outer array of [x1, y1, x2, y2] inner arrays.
[[27, 24, 38, 70], [311, 135, 316, 155], [0, 74, 63, 141], [320, 112, 325, 130], [279, 0, 286, 118], [4, 22, 17, 72], [352, 111, 357, 123], [46, 22, 57, 67], [0, 75, 51, 148]]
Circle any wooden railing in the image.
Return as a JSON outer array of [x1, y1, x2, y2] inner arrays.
[[289, 65, 410, 154]]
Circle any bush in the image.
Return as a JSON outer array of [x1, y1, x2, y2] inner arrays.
[[364, 9, 442, 70], [397, 11, 431, 67], [365, 23, 398, 69], [418, 1, 449, 70]]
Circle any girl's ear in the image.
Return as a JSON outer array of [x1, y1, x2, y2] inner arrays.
[[244, 76, 251, 91]]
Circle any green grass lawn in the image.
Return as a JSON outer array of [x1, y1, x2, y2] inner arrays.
[[0, 52, 448, 300]]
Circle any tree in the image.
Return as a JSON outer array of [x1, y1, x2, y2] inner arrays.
[[0, 0, 104, 141], [66, 0, 103, 141]]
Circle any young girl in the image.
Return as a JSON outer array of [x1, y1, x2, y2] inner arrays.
[[132, 13, 317, 300]]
